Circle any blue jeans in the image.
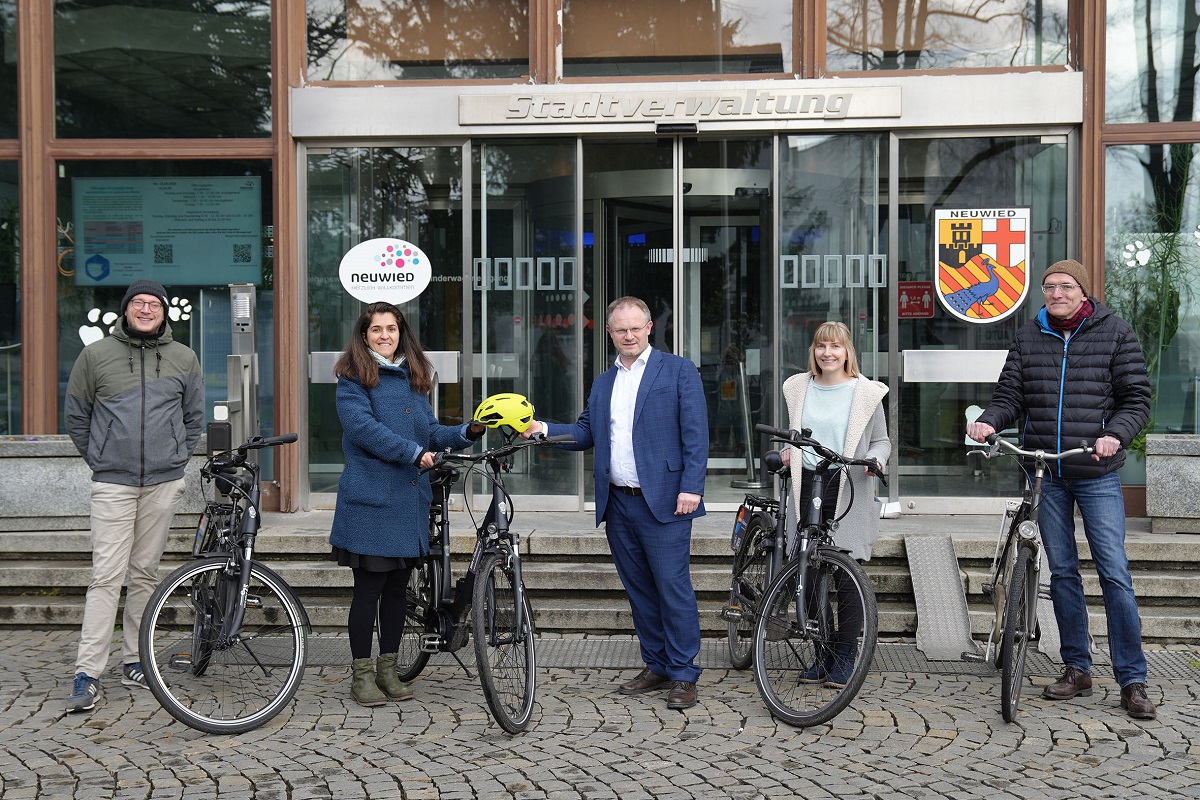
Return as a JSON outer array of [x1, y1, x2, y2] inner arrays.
[[1038, 471, 1147, 687]]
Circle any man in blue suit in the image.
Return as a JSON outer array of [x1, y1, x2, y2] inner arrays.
[[525, 296, 708, 710]]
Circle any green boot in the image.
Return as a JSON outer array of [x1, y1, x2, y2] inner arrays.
[[350, 658, 387, 707], [375, 653, 414, 701]]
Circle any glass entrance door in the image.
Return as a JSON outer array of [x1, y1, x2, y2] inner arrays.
[[582, 137, 773, 506]]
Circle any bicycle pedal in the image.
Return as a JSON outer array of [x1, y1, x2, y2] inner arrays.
[[720, 605, 744, 622], [167, 653, 194, 671], [244, 594, 262, 609], [419, 633, 443, 653], [960, 651, 985, 663]]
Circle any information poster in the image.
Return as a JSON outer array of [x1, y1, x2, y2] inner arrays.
[[73, 177, 262, 286]]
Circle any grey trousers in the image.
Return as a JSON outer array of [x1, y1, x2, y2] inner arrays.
[[75, 478, 185, 678]]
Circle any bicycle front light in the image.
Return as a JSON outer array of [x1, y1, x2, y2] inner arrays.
[[1017, 520, 1039, 541]]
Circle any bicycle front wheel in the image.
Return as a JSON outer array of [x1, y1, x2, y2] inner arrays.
[[752, 548, 878, 728], [395, 558, 434, 682], [1000, 544, 1037, 722], [139, 558, 308, 735], [728, 512, 773, 670], [472, 549, 536, 733]]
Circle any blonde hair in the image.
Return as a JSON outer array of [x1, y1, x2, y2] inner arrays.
[[807, 321, 860, 378]]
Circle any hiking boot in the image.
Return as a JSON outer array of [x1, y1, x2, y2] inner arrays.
[[121, 662, 148, 689], [1042, 666, 1093, 700], [66, 673, 102, 713], [1120, 682, 1157, 720]]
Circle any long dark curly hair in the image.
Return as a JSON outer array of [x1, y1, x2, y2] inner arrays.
[[333, 302, 434, 393]]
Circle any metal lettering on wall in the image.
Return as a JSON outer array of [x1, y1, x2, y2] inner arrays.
[[780, 254, 887, 289], [460, 87, 902, 125], [473, 257, 578, 291]]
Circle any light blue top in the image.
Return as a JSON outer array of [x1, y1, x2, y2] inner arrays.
[[800, 378, 857, 470]]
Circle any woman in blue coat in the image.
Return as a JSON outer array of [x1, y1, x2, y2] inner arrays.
[[329, 301, 484, 707]]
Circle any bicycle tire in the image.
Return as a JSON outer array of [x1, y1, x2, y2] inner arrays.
[[727, 512, 774, 670], [472, 549, 536, 733], [752, 548, 878, 728], [139, 558, 309, 735], [1000, 544, 1036, 722], [395, 558, 435, 682], [988, 509, 1026, 667]]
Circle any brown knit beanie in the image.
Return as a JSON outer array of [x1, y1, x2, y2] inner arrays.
[[1043, 259, 1091, 297]]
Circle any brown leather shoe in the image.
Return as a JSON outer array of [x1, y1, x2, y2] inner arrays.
[[667, 680, 697, 710], [618, 668, 669, 696], [1120, 683, 1157, 720], [1042, 666, 1093, 700]]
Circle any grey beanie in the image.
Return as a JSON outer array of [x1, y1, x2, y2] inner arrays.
[[120, 279, 169, 315]]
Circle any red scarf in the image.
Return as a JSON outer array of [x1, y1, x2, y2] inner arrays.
[[1046, 299, 1094, 334]]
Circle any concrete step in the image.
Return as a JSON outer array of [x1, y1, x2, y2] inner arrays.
[[3, 513, 1200, 642]]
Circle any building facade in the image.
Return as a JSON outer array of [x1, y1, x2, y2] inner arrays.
[[3, 1, 1198, 514]]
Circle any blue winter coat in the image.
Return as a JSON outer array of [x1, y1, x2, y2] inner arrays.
[[329, 363, 473, 558]]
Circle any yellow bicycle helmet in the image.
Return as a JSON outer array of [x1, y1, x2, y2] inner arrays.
[[473, 393, 534, 433]]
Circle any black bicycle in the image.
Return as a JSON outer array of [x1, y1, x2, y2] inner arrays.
[[750, 424, 885, 727], [723, 447, 793, 669], [394, 432, 572, 733], [139, 433, 308, 735], [963, 434, 1094, 722]]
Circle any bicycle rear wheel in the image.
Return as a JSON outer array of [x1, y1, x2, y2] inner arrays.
[[139, 558, 308, 735], [727, 512, 774, 670], [1000, 544, 1036, 722], [472, 549, 536, 733], [752, 548, 877, 728], [395, 558, 434, 682]]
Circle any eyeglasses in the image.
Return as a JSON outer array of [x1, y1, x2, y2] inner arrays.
[[1040, 283, 1080, 295], [130, 299, 164, 311], [607, 323, 649, 337]]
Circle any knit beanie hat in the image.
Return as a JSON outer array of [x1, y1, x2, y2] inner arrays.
[[120, 279, 170, 315], [1043, 259, 1091, 297]]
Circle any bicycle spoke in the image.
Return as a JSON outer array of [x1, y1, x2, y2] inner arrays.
[[140, 559, 307, 735], [753, 550, 877, 728]]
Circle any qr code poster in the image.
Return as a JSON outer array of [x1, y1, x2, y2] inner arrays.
[[72, 176, 262, 286], [932, 207, 1031, 324], [339, 238, 433, 306]]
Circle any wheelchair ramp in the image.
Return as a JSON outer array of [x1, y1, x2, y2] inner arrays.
[[904, 533, 981, 661]]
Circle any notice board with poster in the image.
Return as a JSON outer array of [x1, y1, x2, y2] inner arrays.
[[73, 177, 262, 287]]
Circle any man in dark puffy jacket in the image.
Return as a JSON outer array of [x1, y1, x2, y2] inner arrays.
[[63, 279, 204, 713], [967, 259, 1155, 720]]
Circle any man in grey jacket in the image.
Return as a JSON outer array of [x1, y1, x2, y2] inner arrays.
[[63, 279, 204, 712]]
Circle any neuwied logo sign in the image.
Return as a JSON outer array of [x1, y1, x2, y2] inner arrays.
[[339, 238, 432, 305], [934, 208, 1031, 324]]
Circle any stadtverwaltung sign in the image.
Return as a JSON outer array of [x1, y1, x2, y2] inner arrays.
[[459, 87, 902, 125]]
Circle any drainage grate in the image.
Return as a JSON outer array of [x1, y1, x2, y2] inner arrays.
[[301, 635, 1200, 680]]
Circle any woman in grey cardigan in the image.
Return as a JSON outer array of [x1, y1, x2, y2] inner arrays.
[[780, 321, 891, 686]]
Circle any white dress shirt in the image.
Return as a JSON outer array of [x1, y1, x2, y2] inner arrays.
[[608, 346, 652, 488]]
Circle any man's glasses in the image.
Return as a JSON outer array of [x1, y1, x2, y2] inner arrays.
[[129, 299, 164, 311], [607, 323, 649, 337], [1040, 283, 1080, 295]]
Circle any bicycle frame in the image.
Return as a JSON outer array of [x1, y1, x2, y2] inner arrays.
[[964, 435, 1094, 666]]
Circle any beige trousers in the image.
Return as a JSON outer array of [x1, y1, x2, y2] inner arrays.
[[74, 478, 185, 678]]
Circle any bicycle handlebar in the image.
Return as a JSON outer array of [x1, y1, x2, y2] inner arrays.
[[754, 423, 888, 486], [971, 433, 1095, 462], [422, 433, 577, 475]]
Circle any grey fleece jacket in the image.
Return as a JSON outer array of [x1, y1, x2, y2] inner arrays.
[[65, 322, 204, 487]]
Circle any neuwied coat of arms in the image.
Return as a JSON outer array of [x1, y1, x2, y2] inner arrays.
[[934, 208, 1031, 324]]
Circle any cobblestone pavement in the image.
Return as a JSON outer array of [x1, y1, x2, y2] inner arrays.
[[2, 630, 1198, 800]]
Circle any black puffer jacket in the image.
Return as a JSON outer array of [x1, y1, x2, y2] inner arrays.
[[977, 300, 1151, 479]]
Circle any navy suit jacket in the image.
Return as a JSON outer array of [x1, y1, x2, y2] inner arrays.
[[547, 348, 708, 526]]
